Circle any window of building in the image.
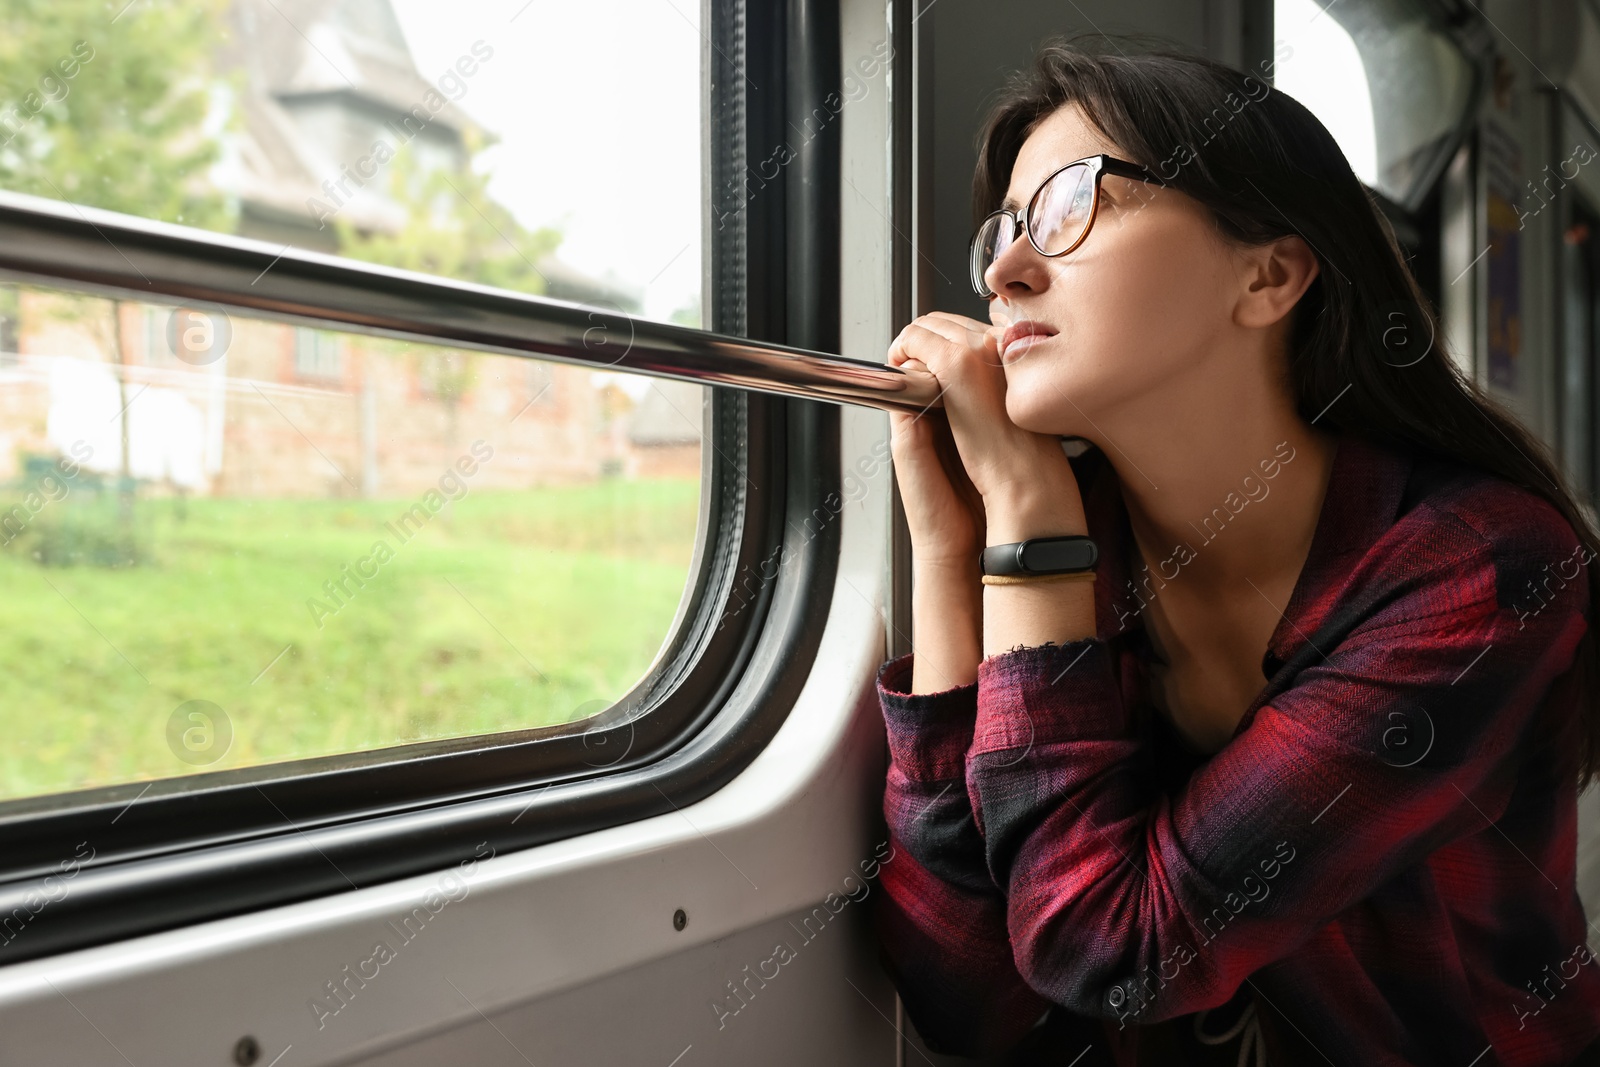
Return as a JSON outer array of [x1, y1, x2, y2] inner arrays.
[[0, 286, 17, 366], [294, 327, 344, 381], [525, 360, 555, 408]]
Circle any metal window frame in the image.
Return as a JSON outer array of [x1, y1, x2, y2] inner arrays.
[[0, 0, 881, 965]]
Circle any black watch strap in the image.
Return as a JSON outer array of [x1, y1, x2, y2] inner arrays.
[[981, 535, 1098, 576]]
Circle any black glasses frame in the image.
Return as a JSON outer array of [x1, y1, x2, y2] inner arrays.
[[969, 153, 1167, 297]]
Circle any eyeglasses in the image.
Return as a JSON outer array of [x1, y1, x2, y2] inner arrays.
[[969, 153, 1166, 298]]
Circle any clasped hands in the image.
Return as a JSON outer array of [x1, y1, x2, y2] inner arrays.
[[886, 311, 1088, 564]]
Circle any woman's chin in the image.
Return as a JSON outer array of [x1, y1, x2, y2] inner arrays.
[[1003, 379, 1078, 436]]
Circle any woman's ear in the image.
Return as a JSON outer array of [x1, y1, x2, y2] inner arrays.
[[1233, 235, 1320, 329]]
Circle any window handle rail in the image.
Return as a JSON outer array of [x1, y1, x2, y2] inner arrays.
[[0, 190, 943, 415]]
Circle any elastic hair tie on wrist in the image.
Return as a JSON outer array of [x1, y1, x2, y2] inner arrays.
[[980, 570, 1096, 586]]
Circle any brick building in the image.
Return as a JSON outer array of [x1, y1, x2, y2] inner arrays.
[[0, 0, 700, 499]]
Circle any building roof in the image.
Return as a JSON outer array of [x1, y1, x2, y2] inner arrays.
[[216, 0, 649, 313]]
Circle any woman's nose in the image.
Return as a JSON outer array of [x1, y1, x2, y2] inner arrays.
[[984, 230, 1050, 297]]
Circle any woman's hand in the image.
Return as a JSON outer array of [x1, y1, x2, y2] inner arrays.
[[885, 312, 1095, 691], [886, 387, 987, 692], [886, 373, 987, 567], [887, 312, 1086, 545]]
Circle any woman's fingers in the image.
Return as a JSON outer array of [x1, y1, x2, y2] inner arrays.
[[888, 319, 1011, 462], [891, 317, 983, 361], [922, 310, 989, 333], [889, 323, 1002, 392], [922, 312, 1005, 360], [887, 311, 1049, 518], [909, 318, 992, 365], [887, 322, 953, 371]]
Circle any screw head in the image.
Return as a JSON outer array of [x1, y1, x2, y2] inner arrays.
[[233, 1035, 260, 1066], [673, 908, 687, 931]]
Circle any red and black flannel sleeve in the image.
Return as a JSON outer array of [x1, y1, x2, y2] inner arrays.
[[872, 652, 1055, 1058], [964, 508, 1590, 1033]]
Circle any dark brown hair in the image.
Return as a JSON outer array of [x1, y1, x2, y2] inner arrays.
[[973, 33, 1600, 790]]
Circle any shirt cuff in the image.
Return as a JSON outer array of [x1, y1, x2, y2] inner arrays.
[[973, 640, 1125, 754], [876, 653, 979, 781]]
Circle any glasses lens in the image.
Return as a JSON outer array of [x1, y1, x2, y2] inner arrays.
[[1030, 163, 1096, 256], [970, 212, 1015, 295]]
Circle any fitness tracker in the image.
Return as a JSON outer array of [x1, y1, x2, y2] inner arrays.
[[981, 535, 1098, 577]]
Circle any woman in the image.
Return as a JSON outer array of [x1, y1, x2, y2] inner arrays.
[[872, 35, 1600, 1067]]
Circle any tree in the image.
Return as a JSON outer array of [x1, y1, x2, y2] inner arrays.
[[0, 0, 233, 228], [333, 129, 564, 439], [333, 133, 561, 297], [0, 0, 234, 562]]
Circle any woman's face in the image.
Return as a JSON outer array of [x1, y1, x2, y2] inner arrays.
[[983, 104, 1246, 436]]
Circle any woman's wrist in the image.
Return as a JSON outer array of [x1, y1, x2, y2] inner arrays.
[[982, 579, 1097, 657], [912, 553, 982, 579], [978, 474, 1097, 656], [910, 557, 983, 693], [983, 495, 1087, 545], [979, 455, 1086, 543]]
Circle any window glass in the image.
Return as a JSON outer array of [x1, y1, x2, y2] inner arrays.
[[0, 289, 702, 800], [0, 0, 708, 801], [1275, 0, 1474, 207], [0, 0, 703, 325]]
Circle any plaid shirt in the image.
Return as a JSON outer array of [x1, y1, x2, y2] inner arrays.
[[874, 433, 1600, 1066]]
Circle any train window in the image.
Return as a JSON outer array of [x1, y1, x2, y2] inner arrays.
[[0, 0, 846, 966], [1274, 0, 1476, 209], [0, 0, 708, 805], [0, 286, 700, 802]]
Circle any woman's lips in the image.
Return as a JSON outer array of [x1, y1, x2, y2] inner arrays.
[[1001, 320, 1058, 361]]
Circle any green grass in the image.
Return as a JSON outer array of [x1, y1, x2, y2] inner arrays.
[[0, 478, 700, 801]]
